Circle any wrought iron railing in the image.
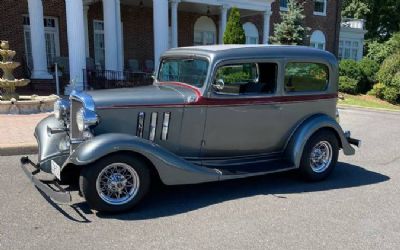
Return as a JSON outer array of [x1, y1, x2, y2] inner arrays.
[[83, 69, 154, 90]]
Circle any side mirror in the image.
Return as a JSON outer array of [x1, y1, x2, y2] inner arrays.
[[212, 79, 225, 91]]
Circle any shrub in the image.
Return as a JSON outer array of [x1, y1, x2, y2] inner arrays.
[[383, 86, 399, 104], [366, 33, 400, 64], [377, 53, 400, 86], [367, 83, 386, 99], [366, 40, 393, 64], [359, 58, 379, 82], [339, 59, 363, 81], [339, 76, 359, 94], [358, 58, 379, 92]]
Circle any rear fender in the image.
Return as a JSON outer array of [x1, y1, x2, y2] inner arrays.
[[65, 133, 220, 185], [285, 114, 355, 168]]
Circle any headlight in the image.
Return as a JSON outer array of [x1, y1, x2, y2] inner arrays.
[[76, 107, 99, 132], [76, 108, 85, 132], [54, 99, 70, 120]]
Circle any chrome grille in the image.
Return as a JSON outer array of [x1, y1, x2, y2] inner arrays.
[[70, 99, 84, 141]]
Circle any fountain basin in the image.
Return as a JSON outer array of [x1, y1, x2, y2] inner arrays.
[[0, 95, 57, 114]]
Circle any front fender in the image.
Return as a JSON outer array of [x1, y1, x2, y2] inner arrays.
[[285, 114, 355, 168], [66, 133, 220, 185]]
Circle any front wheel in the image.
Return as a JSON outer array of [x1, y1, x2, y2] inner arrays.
[[79, 153, 151, 213], [299, 129, 339, 181]]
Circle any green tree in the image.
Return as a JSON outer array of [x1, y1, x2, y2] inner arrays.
[[366, 32, 400, 64], [270, 0, 309, 45], [342, 0, 400, 41], [342, 0, 370, 19], [223, 7, 245, 44]]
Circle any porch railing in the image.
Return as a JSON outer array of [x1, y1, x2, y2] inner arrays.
[[83, 69, 154, 90]]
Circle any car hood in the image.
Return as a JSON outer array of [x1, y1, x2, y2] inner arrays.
[[86, 83, 200, 108]]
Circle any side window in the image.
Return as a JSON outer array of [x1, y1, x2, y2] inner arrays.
[[213, 62, 278, 95], [284, 62, 329, 92]]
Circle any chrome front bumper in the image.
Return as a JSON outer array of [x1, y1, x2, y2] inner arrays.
[[20, 156, 71, 203]]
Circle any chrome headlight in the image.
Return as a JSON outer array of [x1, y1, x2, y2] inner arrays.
[[76, 107, 99, 132], [54, 99, 70, 120]]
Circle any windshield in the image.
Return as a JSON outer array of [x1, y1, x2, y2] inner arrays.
[[158, 58, 209, 88]]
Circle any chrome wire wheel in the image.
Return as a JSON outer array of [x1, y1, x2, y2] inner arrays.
[[95, 163, 140, 205], [309, 141, 333, 173]]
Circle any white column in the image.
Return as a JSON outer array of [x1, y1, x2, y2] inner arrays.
[[116, 0, 124, 71], [27, 0, 52, 79], [263, 7, 272, 44], [219, 5, 229, 44], [64, 0, 86, 93], [103, 0, 119, 71], [83, 5, 90, 58], [153, 0, 169, 70], [170, 0, 180, 48]]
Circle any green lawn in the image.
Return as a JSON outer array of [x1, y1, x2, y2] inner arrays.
[[338, 93, 400, 111]]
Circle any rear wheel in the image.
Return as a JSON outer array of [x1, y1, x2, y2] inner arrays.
[[299, 130, 339, 181], [79, 153, 151, 213]]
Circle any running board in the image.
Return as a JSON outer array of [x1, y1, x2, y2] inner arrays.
[[204, 159, 296, 180]]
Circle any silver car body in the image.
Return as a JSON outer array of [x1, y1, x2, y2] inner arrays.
[[32, 45, 358, 187]]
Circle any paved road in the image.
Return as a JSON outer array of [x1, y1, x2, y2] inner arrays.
[[1, 108, 399, 250]]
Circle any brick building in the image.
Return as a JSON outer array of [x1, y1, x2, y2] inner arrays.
[[0, 0, 341, 93]]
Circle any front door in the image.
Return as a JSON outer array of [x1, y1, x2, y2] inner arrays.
[[202, 61, 289, 157]]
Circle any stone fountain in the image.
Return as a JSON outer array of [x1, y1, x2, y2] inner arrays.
[[0, 40, 30, 100], [0, 41, 57, 114]]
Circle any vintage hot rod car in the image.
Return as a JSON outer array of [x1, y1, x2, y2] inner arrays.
[[21, 45, 360, 212]]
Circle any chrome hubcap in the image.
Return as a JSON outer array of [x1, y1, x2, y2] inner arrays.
[[96, 163, 140, 205], [310, 141, 333, 173]]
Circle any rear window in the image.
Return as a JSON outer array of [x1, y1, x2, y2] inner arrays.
[[284, 62, 329, 92]]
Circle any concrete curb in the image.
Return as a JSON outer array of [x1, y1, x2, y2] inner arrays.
[[0, 143, 38, 156], [338, 104, 400, 114]]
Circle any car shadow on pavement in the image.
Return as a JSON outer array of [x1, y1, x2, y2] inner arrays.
[[95, 162, 389, 220]]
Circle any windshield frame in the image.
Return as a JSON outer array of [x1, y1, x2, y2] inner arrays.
[[156, 55, 211, 91]]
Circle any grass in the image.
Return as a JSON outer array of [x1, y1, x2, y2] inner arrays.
[[338, 93, 400, 111]]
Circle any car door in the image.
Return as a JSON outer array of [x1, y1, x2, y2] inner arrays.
[[201, 60, 289, 157]]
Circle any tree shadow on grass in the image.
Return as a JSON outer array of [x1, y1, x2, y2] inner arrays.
[[95, 162, 389, 220]]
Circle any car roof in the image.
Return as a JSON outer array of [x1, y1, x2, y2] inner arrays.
[[163, 45, 337, 66]]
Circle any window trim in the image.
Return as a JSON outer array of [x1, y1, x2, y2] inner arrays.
[[313, 0, 327, 16], [93, 19, 105, 69], [243, 22, 260, 45], [310, 30, 326, 50], [280, 0, 288, 11], [23, 15, 60, 69], [207, 59, 282, 99], [282, 60, 331, 95]]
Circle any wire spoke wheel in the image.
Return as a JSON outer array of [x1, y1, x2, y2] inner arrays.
[[309, 141, 333, 173], [95, 163, 140, 205]]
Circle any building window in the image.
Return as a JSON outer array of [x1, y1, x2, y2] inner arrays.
[[339, 39, 361, 61], [310, 30, 326, 50], [284, 62, 329, 92], [93, 20, 105, 69], [280, 0, 288, 11], [23, 16, 60, 70], [243, 22, 259, 44], [194, 16, 217, 45], [314, 0, 327, 16]]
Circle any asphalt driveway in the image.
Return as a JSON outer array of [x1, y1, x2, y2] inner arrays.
[[0, 108, 399, 250]]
